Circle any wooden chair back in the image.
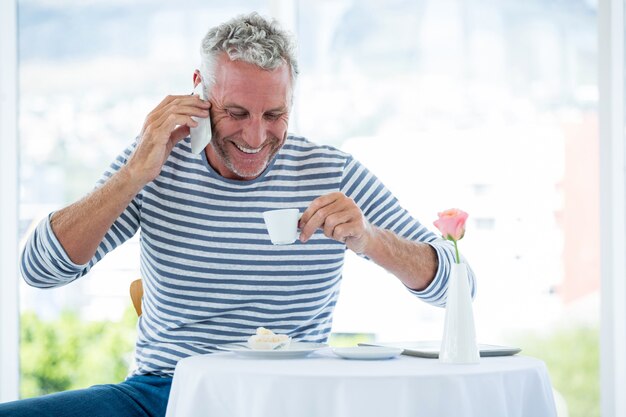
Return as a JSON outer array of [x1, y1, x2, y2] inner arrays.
[[130, 279, 143, 316]]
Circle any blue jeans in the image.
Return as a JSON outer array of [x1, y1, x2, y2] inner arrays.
[[0, 374, 172, 417]]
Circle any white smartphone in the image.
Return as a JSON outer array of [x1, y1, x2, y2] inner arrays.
[[189, 83, 212, 154]]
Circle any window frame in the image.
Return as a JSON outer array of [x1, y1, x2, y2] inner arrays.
[[0, 0, 20, 403], [0, 1, 624, 411], [599, 0, 626, 415]]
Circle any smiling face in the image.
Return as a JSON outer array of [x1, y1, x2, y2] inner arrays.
[[203, 54, 292, 181]]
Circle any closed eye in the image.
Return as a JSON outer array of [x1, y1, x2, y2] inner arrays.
[[227, 109, 248, 119], [264, 112, 283, 121]]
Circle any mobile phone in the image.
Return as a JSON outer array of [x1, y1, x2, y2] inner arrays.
[[189, 83, 212, 154]]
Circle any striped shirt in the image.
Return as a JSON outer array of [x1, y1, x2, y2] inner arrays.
[[20, 135, 475, 377]]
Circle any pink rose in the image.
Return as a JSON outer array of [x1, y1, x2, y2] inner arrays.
[[433, 208, 468, 242]]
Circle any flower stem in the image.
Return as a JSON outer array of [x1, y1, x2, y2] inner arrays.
[[453, 240, 460, 264]]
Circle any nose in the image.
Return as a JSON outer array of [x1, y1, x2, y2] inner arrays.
[[242, 117, 267, 148]]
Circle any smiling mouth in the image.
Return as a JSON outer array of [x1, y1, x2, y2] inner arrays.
[[234, 143, 263, 154]]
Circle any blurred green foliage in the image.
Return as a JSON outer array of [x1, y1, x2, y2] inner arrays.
[[328, 332, 377, 347], [511, 326, 599, 417], [20, 307, 137, 399]]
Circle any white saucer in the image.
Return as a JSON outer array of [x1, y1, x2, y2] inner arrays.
[[216, 342, 327, 359], [332, 346, 403, 360]]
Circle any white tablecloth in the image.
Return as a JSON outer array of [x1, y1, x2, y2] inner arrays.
[[165, 349, 557, 417]]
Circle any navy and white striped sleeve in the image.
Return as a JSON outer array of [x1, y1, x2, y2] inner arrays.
[[20, 142, 142, 288], [339, 155, 477, 307]]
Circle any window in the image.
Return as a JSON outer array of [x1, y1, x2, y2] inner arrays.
[[11, 1, 607, 414], [295, 1, 600, 415], [17, 0, 270, 397]]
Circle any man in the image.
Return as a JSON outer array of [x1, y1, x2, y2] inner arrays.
[[2, 12, 475, 417]]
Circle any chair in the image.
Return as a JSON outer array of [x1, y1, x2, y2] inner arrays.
[[130, 279, 143, 316]]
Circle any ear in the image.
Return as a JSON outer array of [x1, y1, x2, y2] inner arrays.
[[193, 70, 202, 87]]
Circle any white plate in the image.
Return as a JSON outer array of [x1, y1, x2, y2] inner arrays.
[[216, 342, 327, 359], [332, 346, 403, 360]]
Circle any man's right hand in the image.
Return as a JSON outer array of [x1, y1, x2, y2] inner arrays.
[[125, 94, 211, 187], [49, 94, 211, 265]]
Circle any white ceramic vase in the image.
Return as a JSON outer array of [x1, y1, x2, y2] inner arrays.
[[439, 262, 480, 364]]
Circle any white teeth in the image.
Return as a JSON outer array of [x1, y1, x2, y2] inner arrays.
[[235, 144, 262, 154]]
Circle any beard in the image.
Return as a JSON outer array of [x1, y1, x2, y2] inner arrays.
[[210, 133, 284, 180]]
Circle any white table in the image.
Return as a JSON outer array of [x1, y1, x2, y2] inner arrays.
[[165, 349, 557, 417]]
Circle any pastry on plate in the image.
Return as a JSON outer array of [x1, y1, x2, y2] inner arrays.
[[247, 327, 291, 350]]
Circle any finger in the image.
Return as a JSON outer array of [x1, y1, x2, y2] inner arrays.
[[169, 125, 192, 145], [148, 96, 211, 123], [164, 104, 211, 118], [332, 223, 355, 243], [154, 95, 207, 114], [322, 212, 354, 239], [190, 94, 212, 107], [299, 192, 342, 227], [152, 103, 209, 128], [299, 208, 327, 243], [154, 94, 179, 109], [299, 199, 344, 242], [165, 96, 212, 112], [164, 94, 211, 107], [154, 113, 198, 138]]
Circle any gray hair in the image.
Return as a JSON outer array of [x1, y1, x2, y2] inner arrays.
[[199, 12, 299, 93]]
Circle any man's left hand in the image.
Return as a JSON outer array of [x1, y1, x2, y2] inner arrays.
[[299, 192, 373, 253]]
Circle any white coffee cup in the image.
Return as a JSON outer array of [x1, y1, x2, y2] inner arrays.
[[263, 208, 300, 245]]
